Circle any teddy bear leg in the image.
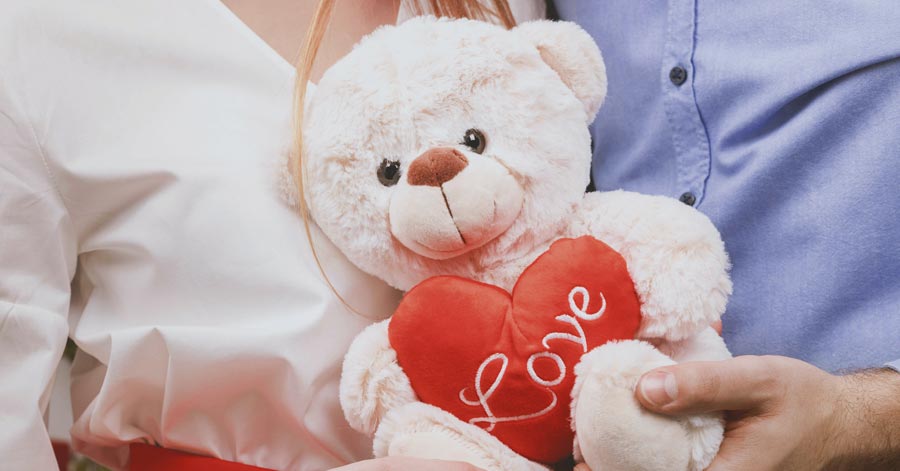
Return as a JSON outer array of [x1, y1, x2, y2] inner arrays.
[[374, 402, 549, 471], [655, 326, 732, 364], [571, 340, 723, 471]]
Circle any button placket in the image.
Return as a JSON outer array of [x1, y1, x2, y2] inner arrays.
[[661, 0, 712, 206]]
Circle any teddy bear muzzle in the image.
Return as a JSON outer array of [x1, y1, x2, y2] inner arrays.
[[389, 147, 524, 260]]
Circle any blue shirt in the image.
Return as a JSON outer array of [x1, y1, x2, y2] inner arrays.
[[554, 1, 900, 372]]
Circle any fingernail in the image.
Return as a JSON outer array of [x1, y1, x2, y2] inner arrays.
[[639, 371, 677, 407]]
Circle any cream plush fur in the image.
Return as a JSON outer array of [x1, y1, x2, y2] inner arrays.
[[302, 17, 733, 471]]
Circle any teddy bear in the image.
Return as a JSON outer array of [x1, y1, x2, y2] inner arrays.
[[299, 16, 733, 471]]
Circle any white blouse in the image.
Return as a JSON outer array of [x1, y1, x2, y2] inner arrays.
[[0, 1, 543, 470]]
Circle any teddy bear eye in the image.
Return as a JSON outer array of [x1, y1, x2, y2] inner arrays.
[[461, 128, 486, 154], [377, 159, 402, 187]]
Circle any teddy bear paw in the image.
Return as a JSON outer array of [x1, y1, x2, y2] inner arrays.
[[571, 340, 723, 471], [373, 402, 548, 471]]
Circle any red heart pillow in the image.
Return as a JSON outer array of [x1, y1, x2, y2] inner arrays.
[[389, 236, 642, 464]]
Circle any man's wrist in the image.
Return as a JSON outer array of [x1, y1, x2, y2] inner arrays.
[[825, 368, 900, 469]]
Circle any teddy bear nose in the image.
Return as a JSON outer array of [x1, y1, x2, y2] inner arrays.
[[406, 147, 469, 187]]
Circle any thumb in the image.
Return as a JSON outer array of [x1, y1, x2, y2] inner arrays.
[[635, 356, 777, 415]]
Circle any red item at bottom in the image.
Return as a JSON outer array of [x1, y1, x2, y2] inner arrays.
[[129, 443, 274, 471], [51, 440, 70, 471]]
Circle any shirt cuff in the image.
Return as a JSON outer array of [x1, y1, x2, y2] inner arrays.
[[886, 359, 900, 373]]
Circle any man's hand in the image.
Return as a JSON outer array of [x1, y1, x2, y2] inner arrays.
[[633, 355, 900, 470], [332, 457, 484, 471]]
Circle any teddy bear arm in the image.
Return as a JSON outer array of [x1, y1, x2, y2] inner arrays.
[[568, 190, 732, 341], [339, 319, 418, 436], [572, 340, 708, 471], [656, 326, 733, 364]]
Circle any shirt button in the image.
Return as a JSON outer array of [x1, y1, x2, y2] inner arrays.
[[679, 192, 696, 206], [669, 66, 687, 86]]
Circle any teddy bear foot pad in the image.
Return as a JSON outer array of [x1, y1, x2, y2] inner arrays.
[[374, 402, 549, 471]]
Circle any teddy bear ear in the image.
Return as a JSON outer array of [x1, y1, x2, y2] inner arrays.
[[513, 20, 607, 123]]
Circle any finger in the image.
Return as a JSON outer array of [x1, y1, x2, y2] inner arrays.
[[711, 320, 722, 335], [573, 463, 592, 471], [704, 427, 769, 471], [635, 356, 779, 415], [333, 457, 485, 471]]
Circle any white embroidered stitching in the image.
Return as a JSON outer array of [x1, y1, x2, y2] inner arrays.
[[541, 288, 606, 352], [468, 392, 558, 430], [569, 286, 606, 320], [457, 286, 607, 431], [526, 351, 565, 386], [542, 314, 588, 352], [459, 353, 508, 417], [460, 353, 560, 431]]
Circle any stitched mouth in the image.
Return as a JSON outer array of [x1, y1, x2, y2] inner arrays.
[[425, 193, 506, 256], [392, 160, 523, 258], [441, 185, 467, 245]]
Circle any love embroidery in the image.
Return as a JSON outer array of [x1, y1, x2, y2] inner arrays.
[[389, 236, 643, 463], [459, 287, 606, 431]]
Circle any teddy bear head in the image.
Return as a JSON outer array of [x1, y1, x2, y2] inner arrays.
[[303, 17, 607, 290]]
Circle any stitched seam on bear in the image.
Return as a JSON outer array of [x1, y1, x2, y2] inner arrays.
[[441, 186, 466, 244]]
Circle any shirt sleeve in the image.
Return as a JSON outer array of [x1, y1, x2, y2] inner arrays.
[[0, 70, 77, 468], [887, 360, 900, 373]]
